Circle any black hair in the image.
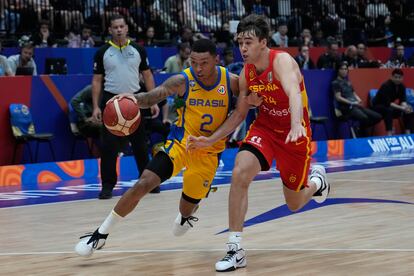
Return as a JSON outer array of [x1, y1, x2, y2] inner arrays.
[[109, 14, 126, 25], [191, 39, 217, 55], [177, 42, 191, 52], [392, 68, 403, 76], [237, 14, 269, 41]]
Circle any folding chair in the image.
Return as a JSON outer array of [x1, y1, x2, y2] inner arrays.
[[9, 104, 55, 163]]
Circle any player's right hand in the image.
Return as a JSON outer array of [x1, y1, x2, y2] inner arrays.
[[186, 135, 213, 151], [92, 107, 102, 122], [244, 92, 263, 107]]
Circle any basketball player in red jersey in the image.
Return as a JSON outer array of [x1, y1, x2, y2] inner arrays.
[[187, 14, 330, 272]]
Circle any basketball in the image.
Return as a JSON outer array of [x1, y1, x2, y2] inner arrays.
[[103, 97, 141, 136]]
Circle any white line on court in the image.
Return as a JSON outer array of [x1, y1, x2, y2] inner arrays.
[[1, 248, 414, 256]]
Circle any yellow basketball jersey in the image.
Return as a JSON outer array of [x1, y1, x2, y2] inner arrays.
[[168, 66, 232, 153]]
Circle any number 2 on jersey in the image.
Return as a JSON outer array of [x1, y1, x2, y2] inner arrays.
[[200, 114, 213, 133]]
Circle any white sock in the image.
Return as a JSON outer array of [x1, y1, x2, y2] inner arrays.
[[98, 210, 122, 234], [229, 231, 242, 245], [310, 176, 322, 191]]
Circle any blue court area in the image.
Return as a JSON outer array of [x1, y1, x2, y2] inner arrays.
[[1, 135, 414, 209]]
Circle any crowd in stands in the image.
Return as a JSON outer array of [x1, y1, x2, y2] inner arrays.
[[0, 0, 414, 49]]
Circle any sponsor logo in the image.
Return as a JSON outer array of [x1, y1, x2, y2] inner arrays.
[[217, 85, 226, 95], [236, 256, 245, 263], [189, 80, 196, 87], [203, 180, 209, 188], [191, 88, 200, 92], [249, 136, 262, 147], [188, 99, 226, 107], [262, 106, 290, 117], [289, 174, 297, 183], [368, 136, 414, 152]]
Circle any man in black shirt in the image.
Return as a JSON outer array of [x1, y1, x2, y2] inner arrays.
[[372, 69, 414, 135], [332, 62, 382, 137], [317, 40, 341, 70], [91, 15, 159, 199]]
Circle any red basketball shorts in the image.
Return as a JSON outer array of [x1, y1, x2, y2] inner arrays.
[[242, 123, 312, 191]]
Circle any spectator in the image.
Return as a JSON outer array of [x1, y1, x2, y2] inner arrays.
[[70, 84, 101, 138], [295, 45, 315, 70], [372, 69, 414, 135], [214, 22, 234, 48], [139, 26, 157, 47], [221, 47, 234, 67], [0, 40, 13, 76], [7, 42, 37, 76], [271, 21, 288, 47], [67, 24, 95, 48], [163, 42, 191, 73], [341, 45, 358, 68], [385, 44, 406, 68], [317, 40, 341, 70], [332, 62, 382, 137], [175, 26, 195, 45], [313, 29, 328, 47], [31, 20, 57, 48], [297, 28, 314, 47], [356, 43, 382, 68]]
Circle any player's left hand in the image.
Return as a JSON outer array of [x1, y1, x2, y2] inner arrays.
[[150, 104, 160, 118], [186, 135, 213, 151], [285, 124, 307, 144]]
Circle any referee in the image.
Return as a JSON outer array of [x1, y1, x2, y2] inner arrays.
[[92, 14, 159, 199]]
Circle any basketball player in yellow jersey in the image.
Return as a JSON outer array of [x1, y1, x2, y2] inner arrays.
[[75, 39, 240, 257]]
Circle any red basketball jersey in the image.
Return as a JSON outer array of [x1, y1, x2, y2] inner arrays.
[[244, 49, 310, 133]]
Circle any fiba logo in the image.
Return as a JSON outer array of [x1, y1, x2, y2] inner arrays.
[[217, 85, 226, 95], [189, 80, 196, 87]]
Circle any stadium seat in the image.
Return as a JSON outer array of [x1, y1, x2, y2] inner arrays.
[[9, 104, 55, 163], [309, 107, 329, 140]]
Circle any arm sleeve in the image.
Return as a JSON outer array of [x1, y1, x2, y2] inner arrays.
[[135, 43, 150, 71]]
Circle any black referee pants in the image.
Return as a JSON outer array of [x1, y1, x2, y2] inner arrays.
[[100, 91, 149, 191]]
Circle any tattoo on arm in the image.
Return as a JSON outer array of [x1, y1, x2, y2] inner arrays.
[[135, 75, 185, 108]]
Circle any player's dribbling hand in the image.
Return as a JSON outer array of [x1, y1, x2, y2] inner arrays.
[[285, 124, 307, 144], [186, 135, 212, 151], [244, 92, 263, 107]]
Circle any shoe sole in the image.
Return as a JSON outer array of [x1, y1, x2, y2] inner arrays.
[[216, 264, 246, 272]]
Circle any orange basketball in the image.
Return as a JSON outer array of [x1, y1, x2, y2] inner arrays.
[[103, 97, 141, 136]]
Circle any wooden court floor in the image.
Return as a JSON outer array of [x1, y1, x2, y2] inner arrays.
[[0, 165, 413, 275]]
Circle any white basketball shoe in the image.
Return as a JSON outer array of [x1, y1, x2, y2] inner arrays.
[[310, 165, 330, 203], [215, 242, 246, 272], [75, 228, 108, 257], [172, 214, 199, 236]]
